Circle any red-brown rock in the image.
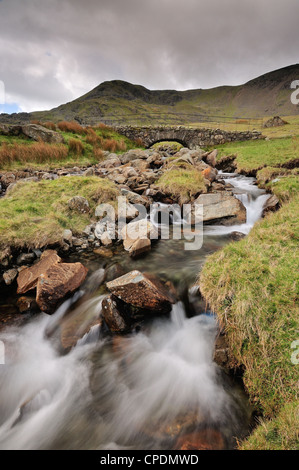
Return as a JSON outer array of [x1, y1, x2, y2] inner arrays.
[[16, 296, 39, 313], [106, 270, 176, 313], [36, 262, 88, 314], [17, 250, 61, 294], [174, 429, 225, 450], [102, 295, 127, 332]]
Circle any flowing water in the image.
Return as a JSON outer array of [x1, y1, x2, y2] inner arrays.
[[0, 174, 270, 450]]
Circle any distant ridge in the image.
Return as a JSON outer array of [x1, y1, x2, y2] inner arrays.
[[1, 64, 299, 126]]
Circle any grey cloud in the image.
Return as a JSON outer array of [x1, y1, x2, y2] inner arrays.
[[0, 0, 298, 111]]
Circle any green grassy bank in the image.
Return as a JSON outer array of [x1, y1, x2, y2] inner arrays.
[[199, 138, 299, 450], [0, 176, 119, 251]]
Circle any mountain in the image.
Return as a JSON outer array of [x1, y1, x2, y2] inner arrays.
[[2, 64, 299, 126]]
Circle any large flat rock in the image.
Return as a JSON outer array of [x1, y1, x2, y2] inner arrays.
[[17, 250, 61, 294], [106, 270, 176, 313], [195, 193, 246, 224]]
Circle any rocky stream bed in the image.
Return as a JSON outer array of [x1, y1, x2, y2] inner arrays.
[[0, 145, 278, 450]]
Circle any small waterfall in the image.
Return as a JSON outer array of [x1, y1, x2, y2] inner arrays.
[[236, 192, 270, 227], [170, 301, 186, 327], [204, 173, 270, 236]]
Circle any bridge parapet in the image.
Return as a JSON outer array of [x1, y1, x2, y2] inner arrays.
[[113, 125, 264, 149]]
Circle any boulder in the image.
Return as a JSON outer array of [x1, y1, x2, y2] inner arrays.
[[100, 231, 113, 246], [16, 252, 36, 265], [201, 166, 217, 183], [17, 250, 61, 294], [3, 268, 18, 286], [229, 231, 246, 241], [121, 219, 158, 253], [105, 263, 126, 283], [130, 159, 150, 171], [36, 262, 88, 314], [67, 196, 90, 213], [174, 429, 225, 450], [213, 332, 230, 368], [146, 153, 163, 167], [119, 166, 139, 179], [262, 194, 279, 214], [21, 124, 65, 144], [109, 173, 127, 185], [1, 172, 16, 188], [141, 170, 158, 184], [189, 149, 204, 161], [119, 202, 139, 222], [102, 295, 127, 333], [42, 172, 56, 180], [93, 247, 114, 258], [59, 302, 101, 350], [205, 149, 218, 167], [119, 149, 149, 164], [0, 123, 22, 136], [120, 188, 151, 208], [106, 270, 175, 313], [81, 168, 93, 177], [194, 193, 246, 224], [194, 161, 210, 172], [63, 229, 73, 244], [99, 156, 121, 168], [0, 247, 12, 267], [16, 296, 39, 313], [94, 220, 115, 240], [129, 238, 151, 258]]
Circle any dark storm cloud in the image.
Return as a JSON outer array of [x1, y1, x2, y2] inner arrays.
[[0, 0, 298, 111]]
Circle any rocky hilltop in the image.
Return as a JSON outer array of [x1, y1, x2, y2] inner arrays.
[[1, 64, 298, 125]]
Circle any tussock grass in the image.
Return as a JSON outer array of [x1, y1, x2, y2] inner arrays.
[[0, 122, 141, 170], [41, 121, 57, 131], [68, 138, 84, 156], [0, 141, 68, 166], [0, 176, 119, 250], [156, 165, 206, 204], [85, 128, 103, 147], [57, 121, 86, 135]]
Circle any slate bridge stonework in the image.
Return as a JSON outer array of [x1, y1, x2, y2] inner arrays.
[[114, 126, 264, 149]]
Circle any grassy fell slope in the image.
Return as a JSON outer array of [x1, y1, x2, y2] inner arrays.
[[29, 64, 299, 125]]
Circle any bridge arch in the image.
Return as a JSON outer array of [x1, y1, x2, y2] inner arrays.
[[147, 138, 188, 149]]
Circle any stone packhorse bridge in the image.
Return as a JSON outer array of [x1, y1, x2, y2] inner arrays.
[[114, 126, 264, 149]]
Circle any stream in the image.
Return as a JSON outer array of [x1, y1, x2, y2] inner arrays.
[[0, 173, 270, 450]]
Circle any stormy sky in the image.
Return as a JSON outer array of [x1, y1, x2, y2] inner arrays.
[[0, 0, 298, 113]]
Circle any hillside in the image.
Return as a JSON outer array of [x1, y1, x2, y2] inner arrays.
[[1, 64, 299, 126]]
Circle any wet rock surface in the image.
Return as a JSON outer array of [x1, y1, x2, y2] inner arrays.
[[17, 250, 62, 294], [36, 262, 88, 314], [102, 295, 128, 333], [106, 270, 176, 313]]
